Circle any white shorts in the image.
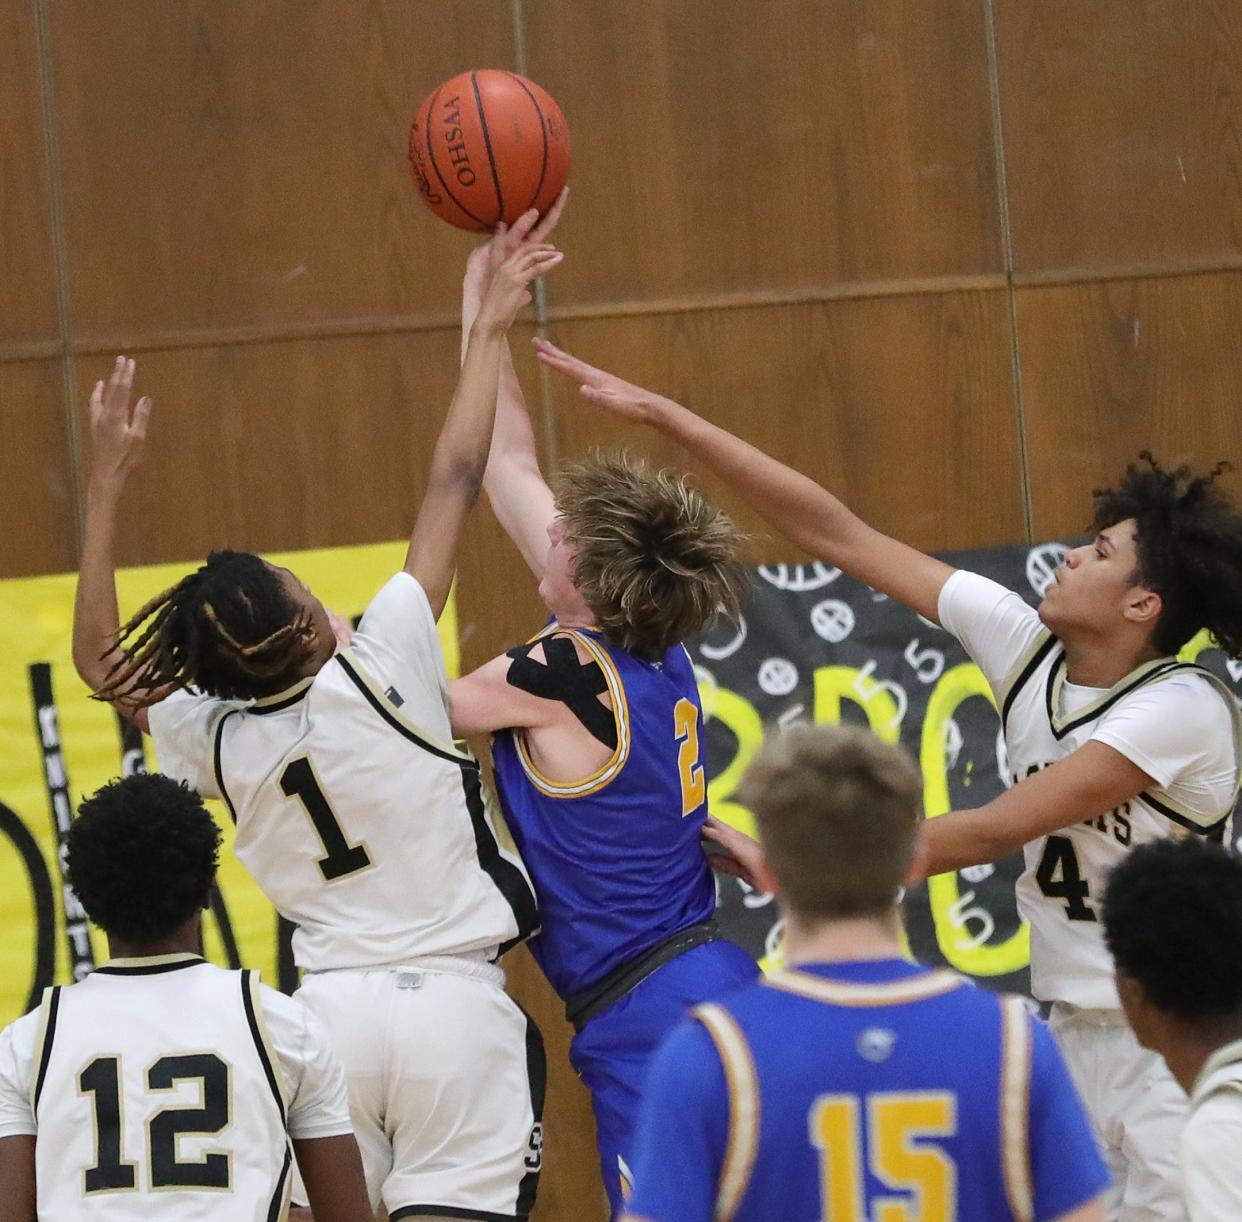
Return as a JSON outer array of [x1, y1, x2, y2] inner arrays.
[[292, 956, 544, 1220], [1050, 1004, 1187, 1222]]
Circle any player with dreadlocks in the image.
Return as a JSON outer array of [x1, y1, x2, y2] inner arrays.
[[535, 342, 1242, 1222], [71, 207, 564, 1222]]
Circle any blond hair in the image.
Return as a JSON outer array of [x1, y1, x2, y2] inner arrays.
[[740, 724, 922, 920], [554, 452, 749, 657]]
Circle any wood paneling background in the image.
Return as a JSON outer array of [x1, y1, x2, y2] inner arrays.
[[5, 1, 1242, 1216]]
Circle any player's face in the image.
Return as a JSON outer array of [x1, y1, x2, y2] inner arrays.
[[273, 566, 336, 674], [1039, 519, 1151, 638], [538, 516, 596, 625]]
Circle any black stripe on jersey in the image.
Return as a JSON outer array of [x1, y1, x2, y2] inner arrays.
[[1001, 635, 1058, 736], [213, 708, 243, 823], [267, 1144, 292, 1222], [1141, 791, 1230, 842], [460, 768, 540, 955], [95, 958, 206, 976], [31, 985, 61, 1111], [250, 688, 311, 715], [335, 654, 467, 765], [390, 1208, 524, 1221], [1046, 656, 1190, 741], [241, 970, 287, 1126], [515, 1005, 546, 1219]]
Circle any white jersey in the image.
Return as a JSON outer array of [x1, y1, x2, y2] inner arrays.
[[1182, 1037, 1242, 1220], [939, 571, 1242, 1009], [149, 573, 538, 971], [0, 954, 352, 1220]]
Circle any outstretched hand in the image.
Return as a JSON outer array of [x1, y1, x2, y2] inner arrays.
[[474, 242, 564, 333], [89, 356, 152, 491], [532, 338, 666, 424], [464, 186, 569, 305]]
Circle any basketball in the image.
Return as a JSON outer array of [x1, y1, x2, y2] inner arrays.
[[409, 69, 571, 232]]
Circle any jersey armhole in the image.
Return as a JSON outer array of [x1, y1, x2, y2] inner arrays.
[[28, 985, 61, 1114]]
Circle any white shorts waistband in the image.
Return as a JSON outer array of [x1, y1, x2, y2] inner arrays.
[[1049, 1001, 1128, 1028], [304, 951, 505, 989]]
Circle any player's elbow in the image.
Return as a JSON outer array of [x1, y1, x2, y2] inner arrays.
[[429, 455, 486, 507]]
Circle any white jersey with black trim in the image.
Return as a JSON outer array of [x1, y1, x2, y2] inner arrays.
[[148, 573, 538, 971], [0, 954, 353, 1220], [939, 570, 1242, 1010]]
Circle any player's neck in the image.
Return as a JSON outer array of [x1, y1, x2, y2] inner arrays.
[[107, 916, 204, 962], [1162, 1018, 1242, 1095], [782, 911, 904, 966], [1060, 631, 1163, 689]]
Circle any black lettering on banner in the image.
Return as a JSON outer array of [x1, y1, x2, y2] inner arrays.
[[279, 757, 371, 881], [29, 663, 95, 981], [79, 1057, 138, 1192], [0, 800, 55, 1014], [114, 712, 241, 969], [1035, 835, 1097, 922]]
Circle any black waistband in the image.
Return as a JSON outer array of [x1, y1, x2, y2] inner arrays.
[[565, 919, 722, 1032]]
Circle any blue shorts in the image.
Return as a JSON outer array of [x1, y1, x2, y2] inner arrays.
[[569, 938, 758, 1217]]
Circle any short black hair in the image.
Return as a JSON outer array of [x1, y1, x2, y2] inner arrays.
[[66, 773, 221, 944], [1103, 836, 1242, 1020], [1091, 453, 1242, 657]]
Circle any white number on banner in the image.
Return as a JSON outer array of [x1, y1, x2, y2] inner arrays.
[[903, 639, 946, 684]]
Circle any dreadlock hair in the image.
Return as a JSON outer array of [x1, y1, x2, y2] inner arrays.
[[67, 773, 221, 944], [95, 549, 317, 706], [1090, 453, 1242, 658], [554, 452, 750, 659]]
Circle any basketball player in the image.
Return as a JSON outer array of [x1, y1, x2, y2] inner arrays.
[[0, 772, 370, 1221], [622, 724, 1109, 1222], [535, 340, 1242, 1221], [70, 222, 563, 1221], [446, 215, 759, 1216], [1104, 838, 1242, 1220]]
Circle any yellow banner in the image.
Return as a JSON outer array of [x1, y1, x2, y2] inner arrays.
[[0, 542, 459, 1026]]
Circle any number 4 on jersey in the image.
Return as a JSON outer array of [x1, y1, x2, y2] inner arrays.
[[1035, 835, 1097, 922]]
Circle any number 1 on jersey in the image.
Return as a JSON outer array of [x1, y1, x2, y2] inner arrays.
[[280, 757, 372, 881], [674, 697, 705, 817]]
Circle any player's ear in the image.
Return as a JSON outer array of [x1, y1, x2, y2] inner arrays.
[[1123, 585, 1162, 629]]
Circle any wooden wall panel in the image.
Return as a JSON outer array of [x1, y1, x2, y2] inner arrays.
[[541, 292, 1024, 554], [0, 0, 57, 349], [1017, 271, 1242, 538], [0, 360, 76, 577], [524, 0, 1002, 307], [997, 0, 1242, 273], [70, 327, 473, 566], [50, 0, 513, 342]]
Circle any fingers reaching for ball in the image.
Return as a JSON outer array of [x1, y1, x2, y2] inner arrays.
[[531, 338, 661, 424], [475, 244, 565, 332]]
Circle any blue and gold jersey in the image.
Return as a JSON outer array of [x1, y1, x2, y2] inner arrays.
[[491, 626, 717, 999], [627, 959, 1110, 1222]]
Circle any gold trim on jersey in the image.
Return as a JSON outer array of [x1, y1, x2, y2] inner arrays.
[[1046, 653, 1180, 736], [999, 995, 1034, 1222], [997, 628, 1054, 715], [694, 1003, 759, 1222], [102, 953, 204, 969], [27, 986, 56, 1112], [251, 676, 314, 708], [762, 967, 967, 1008], [336, 646, 473, 762], [512, 629, 632, 799], [245, 972, 290, 1116]]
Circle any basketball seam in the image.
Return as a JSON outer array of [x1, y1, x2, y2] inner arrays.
[[423, 83, 490, 229], [505, 71, 550, 213], [470, 71, 505, 225]]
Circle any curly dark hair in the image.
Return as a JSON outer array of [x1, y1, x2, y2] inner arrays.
[[1091, 453, 1242, 657], [95, 549, 317, 705], [555, 452, 750, 659], [1103, 837, 1242, 1021], [66, 773, 221, 944]]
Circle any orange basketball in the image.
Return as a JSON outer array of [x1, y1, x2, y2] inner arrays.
[[409, 69, 571, 232]]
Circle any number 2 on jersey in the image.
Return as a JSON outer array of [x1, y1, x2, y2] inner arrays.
[[280, 757, 372, 881], [811, 1091, 956, 1221], [674, 697, 705, 817]]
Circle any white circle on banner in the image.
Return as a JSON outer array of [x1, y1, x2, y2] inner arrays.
[[757, 562, 841, 591], [1026, 543, 1070, 597], [758, 657, 799, 696], [960, 863, 995, 884], [810, 599, 856, 643]]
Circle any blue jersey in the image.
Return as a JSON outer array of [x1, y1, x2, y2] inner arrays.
[[627, 959, 1109, 1222], [491, 626, 717, 998]]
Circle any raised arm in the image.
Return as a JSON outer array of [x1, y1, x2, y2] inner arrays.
[[534, 338, 955, 623], [461, 189, 568, 578], [72, 357, 155, 733], [405, 225, 563, 617]]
